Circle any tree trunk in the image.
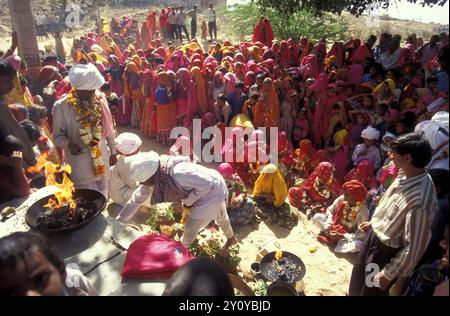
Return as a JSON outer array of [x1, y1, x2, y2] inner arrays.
[[7, 0, 42, 94]]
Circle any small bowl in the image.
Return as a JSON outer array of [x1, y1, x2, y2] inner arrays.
[[267, 282, 298, 296]]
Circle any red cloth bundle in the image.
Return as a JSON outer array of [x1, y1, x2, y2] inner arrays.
[[121, 234, 195, 279]]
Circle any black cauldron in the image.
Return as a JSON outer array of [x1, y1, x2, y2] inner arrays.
[[260, 251, 306, 284], [25, 189, 107, 234]]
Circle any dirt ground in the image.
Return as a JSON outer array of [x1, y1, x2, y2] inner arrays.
[[1, 3, 443, 296], [107, 126, 356, 296]]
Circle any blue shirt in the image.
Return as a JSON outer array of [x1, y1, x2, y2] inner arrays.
[[436, 71, 449, 93], [155, 86, 170, 105], [227, 92, 248, 119]]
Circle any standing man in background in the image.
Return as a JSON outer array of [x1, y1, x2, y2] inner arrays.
[[187, 5, 198, 40], [206, 2, 217, 41], [177, 7, 190, 42]]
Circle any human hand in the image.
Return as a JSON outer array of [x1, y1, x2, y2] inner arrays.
[[359, 222, 371, 232], [68, 142, 82, 156], [374, 272, 391, 290], [109, 154, 118, 166]]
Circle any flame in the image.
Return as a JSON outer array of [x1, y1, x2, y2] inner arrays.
[[27, 154, 77, 217], [275, 247, 283, 261]]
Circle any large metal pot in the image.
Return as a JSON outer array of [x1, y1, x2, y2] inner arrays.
[[260, 251, 306, 284], [25, 189, 107, 234]]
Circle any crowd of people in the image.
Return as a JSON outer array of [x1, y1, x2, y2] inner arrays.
[[0, 3, 449, 296]]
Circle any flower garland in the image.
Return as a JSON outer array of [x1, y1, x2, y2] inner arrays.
[[68, 89, 105, 177], [313, 176, 332, 199], [340, 201, 363, 230]]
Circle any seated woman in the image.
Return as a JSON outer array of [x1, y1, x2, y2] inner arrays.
[[313, 180, 369, 254], [289, 162, 342, 218], [108, 133, 143, 206], [292, 139, 314, 178], [218, 163, 258, 228], [253, 164, 288, 209], [345, 159, 378, 198], [0, 134, 30, 204]]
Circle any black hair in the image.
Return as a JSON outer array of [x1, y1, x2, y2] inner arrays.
[[427, 169, 449, 196], [28, 105, 48, 124], [0, 232, 64, 271], [235, 81, 244, 89], [0, 58, 17, 77], [250, 92, 259, 100], [101, 82, 111, 91], [19, 75, 28, 87], [390, 132, 432, 168], [163, 257, 234, 296], [43, 55, 58, 63], [426, 76, 439, 85], [20, 120, 42, 143], [0, 134, 23, 156], [217, 94, 227, 101]]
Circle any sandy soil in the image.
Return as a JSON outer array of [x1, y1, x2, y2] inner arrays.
[[107, 126, 356, 296]]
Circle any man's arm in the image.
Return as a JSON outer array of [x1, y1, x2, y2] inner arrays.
[[382, 207, 433, 281], [324, 196, 341, 230], [116, 185, 153, 223], [52, 101, 71, 150]]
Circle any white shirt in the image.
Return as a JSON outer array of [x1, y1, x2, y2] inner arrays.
[[206, 8, 216, 22]]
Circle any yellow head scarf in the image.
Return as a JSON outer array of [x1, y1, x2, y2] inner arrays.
[[333, 129, 348, 150], [253, 164, 288, 208], [373, 79, 396, 95]]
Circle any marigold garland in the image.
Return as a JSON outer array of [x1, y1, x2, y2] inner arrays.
[[68, 89, 105, 177]]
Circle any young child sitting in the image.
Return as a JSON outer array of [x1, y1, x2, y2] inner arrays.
[[213, 94, 232, 125], [218, 163, 257, 227], [0, 232, 97, 296], [108, 133, 143, 206], [313, 180, 369, 253], [352, 126, 381, 170]]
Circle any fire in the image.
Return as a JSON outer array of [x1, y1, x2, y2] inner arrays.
[[275, 246, 283, 261], [27, 154, 77, 217]]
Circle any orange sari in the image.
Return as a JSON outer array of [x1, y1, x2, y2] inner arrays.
[[191, 66, 208, 114], [254, 80, 280, 127]]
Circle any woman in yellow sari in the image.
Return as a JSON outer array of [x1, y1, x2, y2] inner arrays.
[[191, 66, 208, 114], [254, 77, 280, 128], [253, 164, 288, 208]]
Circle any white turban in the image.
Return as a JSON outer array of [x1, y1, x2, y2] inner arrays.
[[361, 126, 380, 141], [116, 133, 143, 155], [91, 44, 105, 55], [415, 112, 449, 151], [129, 151, 160, 183], [69, 63, 105, 91]]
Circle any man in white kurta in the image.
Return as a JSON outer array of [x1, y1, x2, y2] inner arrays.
[[116, 152, 236, 250], [109, 133, 142, 206], [52, 64, 117, 197]]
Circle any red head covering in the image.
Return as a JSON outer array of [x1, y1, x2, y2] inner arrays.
[[297, 140, 313, 159], [342, 180, 368, 202], [315, 162, 334, 180]]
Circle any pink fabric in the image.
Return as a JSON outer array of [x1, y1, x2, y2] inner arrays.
[[347, 64, 364, 85], [300, 54, 319, 79], [351, 44, 371, 65], [224, 72, 237, 95], [218, 163, 234, 179], [100, 97, 116, 138], [177, 68, 197, 128], [121, 234, 194, 280]]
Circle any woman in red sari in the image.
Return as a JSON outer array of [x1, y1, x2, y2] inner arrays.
[[140, 67, 157, 138], [175, 68, 197, 128], [289, 162, 342, 218], [344, 159, 378, 195], [191, 66, 209, 114]]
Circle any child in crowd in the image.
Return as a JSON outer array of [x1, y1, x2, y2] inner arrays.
[[214, 94, 232, 125], [352, 126, 381, 170], [292, 108, 309, 148], [0, 232, 97, 296]]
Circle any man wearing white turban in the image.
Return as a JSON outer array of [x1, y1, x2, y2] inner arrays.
[[53, 63, 117, 196], [109, 133, 143, 205], [415, 111, 449, 170], [117, 151, 237, 254], [352, 126, 381, 170]]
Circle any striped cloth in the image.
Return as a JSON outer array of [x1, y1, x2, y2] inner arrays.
[[371, 170, 438, 280]]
